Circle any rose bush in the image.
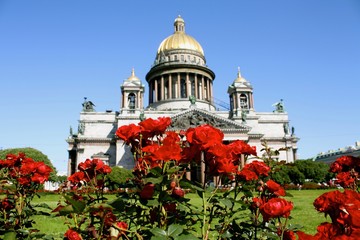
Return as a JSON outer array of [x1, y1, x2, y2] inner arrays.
[[0, 153, 53, 239], [296, 155, 360, 240], [2, 117, 359, 240]]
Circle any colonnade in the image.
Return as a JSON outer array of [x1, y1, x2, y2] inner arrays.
[[149, 72, 213, 104]]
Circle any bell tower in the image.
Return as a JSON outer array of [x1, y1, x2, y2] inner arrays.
[[120, 68, 145, 115], [228, 67, 254, 118]]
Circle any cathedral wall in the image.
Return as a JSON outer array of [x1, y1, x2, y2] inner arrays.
[[76, 142, 115, 166]]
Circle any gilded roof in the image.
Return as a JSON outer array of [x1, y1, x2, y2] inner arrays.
[[157, 16, 204, 56]]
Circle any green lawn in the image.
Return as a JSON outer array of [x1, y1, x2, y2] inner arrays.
[[285, 189, 329, 234], [30, 189, 331, 237]]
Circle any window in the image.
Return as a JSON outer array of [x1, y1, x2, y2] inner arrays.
[[128, 93, 136, 112], [240, 94, 248, 109], [181, 79, 186, 98]]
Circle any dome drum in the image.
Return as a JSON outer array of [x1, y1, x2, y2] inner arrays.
[[146, 16, 215, 111]]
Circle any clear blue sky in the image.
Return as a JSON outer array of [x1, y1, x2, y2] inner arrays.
[[1, 1, 359, 174]]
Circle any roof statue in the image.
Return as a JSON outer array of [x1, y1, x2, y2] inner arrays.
[[241, 110, 247, 123], [82, 97, 95, 112], [189, 95, 196, 105], [139, 111, 146, 121], [291, 126, 295, 136], [272, 99, 285, 113], [78, 122, 85, 135], [283, 122, 290, 135]]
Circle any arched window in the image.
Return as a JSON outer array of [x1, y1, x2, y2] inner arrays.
[[128, 93, 136, 110], [240, 94, 248, 109]]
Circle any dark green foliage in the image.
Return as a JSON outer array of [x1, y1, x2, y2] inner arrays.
[[295, 160, 330, 183], [286, 166, 305, 184], [106, 166, 133, 189], [272, 164, 304, 185], [271, 168, 291, 185], [57, 175, 68, 183], [272, 159, 331, 186], [0, 147, 58, 181]]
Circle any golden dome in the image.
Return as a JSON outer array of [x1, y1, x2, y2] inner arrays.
[[234, 67, 247, 83], [157, 16, 204, 56], [126, 68, 140, 82]]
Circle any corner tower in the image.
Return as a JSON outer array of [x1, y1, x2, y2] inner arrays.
[[228, 68, 254, 118], [146, 16, 216, 111], [120, 68, 145, 115]]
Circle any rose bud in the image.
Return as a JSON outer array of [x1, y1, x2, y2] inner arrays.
[[172, 187, 185, 198], [140, 183, 155, 199], [170, 181, 176, 189]]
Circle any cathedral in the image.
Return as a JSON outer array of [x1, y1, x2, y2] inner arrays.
[[67, 16, 299, 175]]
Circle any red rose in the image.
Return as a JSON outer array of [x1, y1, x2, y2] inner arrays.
[[140, 183, 155, 199], [31, 173, 48, 184], [330, 156, 359, 173], [104, 212, 117, 227], [186, 124, 224, 151], [237, 168, 258, 181], [277, 229, 296, 240], [17, 176, 31, 186], [64, 229, 82, 240], [164, 203, 177, 213], [313, 190, 342, 213], [78, 159, 92, 171], [1, 198, 13, 210], [266, 180, 286, 196], [154, 142, 182, 162], [335, 171, 355, 188], [296, 231, 317, 240], [228, 140, 257, 157], [117, 221, 128, 230], [244, 161, 270, 177], [250, 197, 263, 211], [116, 123, 142, 143], [116, 221, 128, 236], [36, 162, 53, 176], [68, 171, 86, 183], [260, 198, 293, 221], [314, 222, 342, 239], [19, 158, 37, 175], [217, 157, 237, 176], [139, 117, 171, 138]]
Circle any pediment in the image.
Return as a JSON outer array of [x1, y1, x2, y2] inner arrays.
[[169, 108, 251, 133]]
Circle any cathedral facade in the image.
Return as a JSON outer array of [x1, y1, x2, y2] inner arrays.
[[67, 16, 299, 175]]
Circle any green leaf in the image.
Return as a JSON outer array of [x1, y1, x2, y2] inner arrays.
[[3, 231, 16, 240], [33, 202, 52, 210], [58, 204, 74, 215], [167, 224, 183, 237], [166, 166, 182, 174], [175, 234, 200, 240], [64, 195, 86, 213], [150, 227, 167, 237], [221, 231, 233, 239], [151, 236, 165, 240], [220, 199, 233, 208], [144, 176, 163, 184], [109, 197, 126, 211], [180, 178, 204, 192]]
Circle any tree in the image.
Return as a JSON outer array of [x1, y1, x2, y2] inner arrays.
[[0, 147, 58, 181], [295, 159, 329, 183], [106, 166, 133, 190]]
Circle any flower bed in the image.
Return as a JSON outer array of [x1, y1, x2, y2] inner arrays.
[[1, 117, 360, 239]]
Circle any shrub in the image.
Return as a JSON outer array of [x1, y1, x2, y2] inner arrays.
[[106, 166, 133, 190]]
